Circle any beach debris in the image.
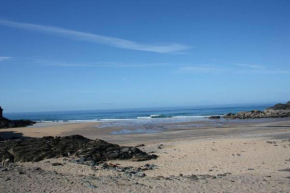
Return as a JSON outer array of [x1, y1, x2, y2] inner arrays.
[[0, 135, 157, 163], [158, 144, 164, 149]]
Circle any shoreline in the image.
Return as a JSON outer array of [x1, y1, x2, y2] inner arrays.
[[1, 117, 290, 144]]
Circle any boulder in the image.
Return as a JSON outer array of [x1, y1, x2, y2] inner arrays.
[[0, 135, 157, 163], [209, 116, 221, 119]]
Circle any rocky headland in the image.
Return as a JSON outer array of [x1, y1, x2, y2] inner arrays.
[[0, 106, 35, 129], [223, 101, 290, 119]]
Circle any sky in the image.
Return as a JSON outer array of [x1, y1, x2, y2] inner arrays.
[[0, 0, 290, 112]]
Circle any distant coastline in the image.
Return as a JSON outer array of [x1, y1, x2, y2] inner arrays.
[[4, 103, 272, 123]]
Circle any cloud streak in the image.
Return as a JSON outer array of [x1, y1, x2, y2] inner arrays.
[[0, 56, 11, 61], [177, 65, 290, 75], [0, 20, 190, 53], [236, 63, 265, 69], [31, 59, 170, 67], [177, 66, 229, 73]]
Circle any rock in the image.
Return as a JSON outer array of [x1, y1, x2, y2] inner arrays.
[[135, 144, 145, 147], [0, 168, 8, 172], [52, 163, 63, 166], [132, 154, 157, 161], [141, 164, 157, 170], [33, 167, 41, 171], [0, 106, 36, 129], [0, 135, 157, 164], [223, 101, 290, 119], [108, 163, 118, 167], [79, 156, 85, 164], [266, 101, 290, 110], [158, 144, 164, 149], [209, 116, 221, 119], [188, 175, 199, 181], [134, 172, 146, 178], [217, 172, 231, 177], [87, 185, 97, 189]]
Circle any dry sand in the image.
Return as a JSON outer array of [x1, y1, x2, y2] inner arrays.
[[1, 119, 290, 192]]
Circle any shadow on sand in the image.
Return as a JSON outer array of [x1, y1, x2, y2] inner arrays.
[[0, 131, 31, 140]]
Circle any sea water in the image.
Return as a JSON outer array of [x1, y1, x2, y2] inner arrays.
[[4, 103, 271, 122], [4, 103, 280, 134]]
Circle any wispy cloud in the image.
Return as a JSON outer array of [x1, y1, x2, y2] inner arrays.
[[177, 66, 228, 73], [32, 59, 170, 67], [177, 65, 290, 75], [236, 63, 265, 69], [0, 56, 11, 61], [0, 20, 190, 53], [246, 69, 290, 75]]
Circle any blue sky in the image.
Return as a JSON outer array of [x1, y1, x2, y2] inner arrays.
[[0, 0, 290, 112]]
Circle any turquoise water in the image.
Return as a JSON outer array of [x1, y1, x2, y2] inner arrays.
[[4, 104, 271, 122]]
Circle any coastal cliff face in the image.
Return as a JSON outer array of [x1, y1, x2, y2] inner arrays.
[[0, 106, 35, 129], [223, 101, 290, 119]]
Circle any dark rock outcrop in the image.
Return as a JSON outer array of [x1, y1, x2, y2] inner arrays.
[[223, 101, 290, 119], [0, 135, 157, 163], [266, 101, 290, 110], [0, 106, 35, 129], [209, 116, 221, 119], [0, 106, 3, 117]]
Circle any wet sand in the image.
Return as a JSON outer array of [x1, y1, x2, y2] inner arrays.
[[1, 118, 290, 145]]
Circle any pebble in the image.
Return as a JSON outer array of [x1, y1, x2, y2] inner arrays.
[[87, 185, 97, 189], [33, 167, 41, 171], [5, 177, 11, 181], [158, 144, 164, 149], [134, 172, 146, 178]]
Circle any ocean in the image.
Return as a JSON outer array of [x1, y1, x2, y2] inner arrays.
[[4, 104, 271, 123]]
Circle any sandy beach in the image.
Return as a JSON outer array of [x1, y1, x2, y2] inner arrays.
[[1, 119, 290, 192]]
